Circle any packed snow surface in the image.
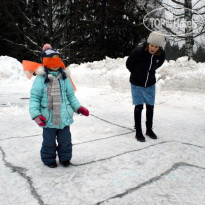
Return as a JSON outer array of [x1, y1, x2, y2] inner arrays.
[[0, 55, 204, 205]]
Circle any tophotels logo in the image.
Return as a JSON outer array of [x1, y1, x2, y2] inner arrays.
[[143, 7, 204, 37]]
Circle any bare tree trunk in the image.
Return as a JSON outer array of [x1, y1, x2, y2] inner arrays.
[[102, 0, 107, 44], [184, 0, 193, 60], [38, 0, 44, 46], [48, 0, 53, 41]]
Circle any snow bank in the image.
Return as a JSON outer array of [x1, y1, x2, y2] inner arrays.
[[0, 56, 33, 94], [157, 57, 205, 92], [70, 56, 205, 93], [0, 56, 26, 83], [0, 55, 205, 93], [69, 56, 129, 91]]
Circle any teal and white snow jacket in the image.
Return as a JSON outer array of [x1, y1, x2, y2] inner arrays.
[[29, 67, 81, 129]]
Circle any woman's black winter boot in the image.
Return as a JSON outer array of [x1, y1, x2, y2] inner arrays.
[[136, 128, 146, 142], [146, 104, 157, 139], [146, 129, 157, 139], [134, 104, 146, 142]]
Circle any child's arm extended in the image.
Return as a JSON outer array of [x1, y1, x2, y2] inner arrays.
[[29, 76, 44, 120], [65, 78, 89, 116], [65, 77, 81, 113]]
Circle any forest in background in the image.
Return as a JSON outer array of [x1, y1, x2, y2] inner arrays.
[[0, 0, 205, 64]]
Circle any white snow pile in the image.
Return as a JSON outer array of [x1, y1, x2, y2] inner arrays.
[[70, 56, 205, 92], [157, 57, 205, 92], [0, 55, 205, 93], [0, 56, 26, 83], [69, 56, 129, 91]]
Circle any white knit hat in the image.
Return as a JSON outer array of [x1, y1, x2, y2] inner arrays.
[[147, 31, 165, 47]]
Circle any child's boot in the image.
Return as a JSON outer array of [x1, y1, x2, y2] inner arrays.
[[45, 162, 57, 168]]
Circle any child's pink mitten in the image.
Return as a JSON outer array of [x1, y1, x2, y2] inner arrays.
[[77, 106, 89, 116], [34, 115, 46, 126]]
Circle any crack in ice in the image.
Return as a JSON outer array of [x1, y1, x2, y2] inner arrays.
[[0, 134, 41, 141], [73, 131, 134, 145], [71, 140, 205, 166], [0, 146, 45, 205], [95, 162, 205, 205], [90, 113, 134, 131]]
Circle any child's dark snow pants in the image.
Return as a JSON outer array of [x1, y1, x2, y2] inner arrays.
[[41, 126, 72, 165]]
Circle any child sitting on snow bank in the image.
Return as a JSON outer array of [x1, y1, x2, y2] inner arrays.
[[23, 44, 89, 168]]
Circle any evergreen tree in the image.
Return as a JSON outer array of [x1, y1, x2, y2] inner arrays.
[[164, 41, 186, 60], [194, 46, 205, 63], [0, 0, 150, 64]]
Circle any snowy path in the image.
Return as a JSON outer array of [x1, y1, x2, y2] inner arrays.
[[0, 87, 205, 205]]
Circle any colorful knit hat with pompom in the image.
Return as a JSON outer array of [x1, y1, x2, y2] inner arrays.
[[41, 44, 61, 58]]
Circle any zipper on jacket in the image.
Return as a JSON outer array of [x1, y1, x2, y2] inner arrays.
[[145, 54, 154, 87]]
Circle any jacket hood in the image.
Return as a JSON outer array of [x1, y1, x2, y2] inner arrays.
[[35, 66, 71, 77]]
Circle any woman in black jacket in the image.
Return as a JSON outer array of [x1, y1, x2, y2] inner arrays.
[[126, 32, 166, 142]]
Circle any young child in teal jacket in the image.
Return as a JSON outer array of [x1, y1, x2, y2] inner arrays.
[[28, 44, 89, 168]]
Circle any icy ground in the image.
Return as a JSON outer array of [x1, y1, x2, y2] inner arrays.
[[0, 56, 205, 205]]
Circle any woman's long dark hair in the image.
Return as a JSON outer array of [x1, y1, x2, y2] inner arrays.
[[145, 44, 162, 56]]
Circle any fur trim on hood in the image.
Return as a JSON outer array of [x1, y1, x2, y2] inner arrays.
[[35, 66, 71, 77]]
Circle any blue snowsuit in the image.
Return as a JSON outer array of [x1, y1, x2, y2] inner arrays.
[[29, 68, 81, 165]]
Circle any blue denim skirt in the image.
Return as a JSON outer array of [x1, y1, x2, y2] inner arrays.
[[131, 84, 156, 105]]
